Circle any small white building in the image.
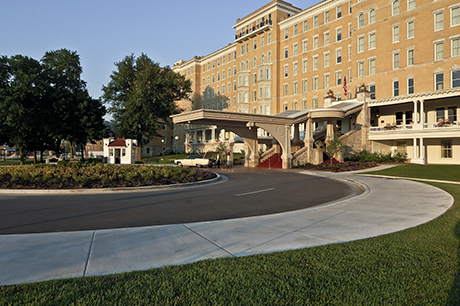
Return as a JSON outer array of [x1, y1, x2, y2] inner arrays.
[[103, 138, 137, 164]]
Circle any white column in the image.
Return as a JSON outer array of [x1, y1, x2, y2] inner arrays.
[[420, 99, 424, 125], [413, 101, 418, 123], [202, 129, 206, 143], [193, 131, 197, 144], [420, 137, 424, 160], [413, 138, 417, 159], [211, 127, 216, 143]]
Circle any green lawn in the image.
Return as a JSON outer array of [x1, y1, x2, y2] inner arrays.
[[364, 164, 460, 182], [1, 167, 460, 305]]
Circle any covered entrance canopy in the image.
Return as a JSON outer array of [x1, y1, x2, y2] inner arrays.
[[171, 100, 364, 169]]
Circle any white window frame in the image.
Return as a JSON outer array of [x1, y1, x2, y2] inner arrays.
[[451, 5, 460, 27], [452, 36, 460, 57], [435, 41, 444, 61], [393, 52, 400, 69], [369, 33, 376, 50], [393, 25, 400, 43], [369, 58, 376, 74], [392, 0, 400, 16], [358, 61, 364, 77], [407, 21, 414, 39], [357, 36, 364, 53], [407, 49, 414, 66], [369, 9, 376, 24]]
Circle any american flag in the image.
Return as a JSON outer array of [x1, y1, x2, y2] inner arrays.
[[343, 76, 347, 97]]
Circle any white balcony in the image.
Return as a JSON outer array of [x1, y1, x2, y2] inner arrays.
[[369, 121, 460, 140]]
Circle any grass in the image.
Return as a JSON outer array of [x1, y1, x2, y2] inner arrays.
[[364, 164, 460, 182], [1, 167, 460, 304]]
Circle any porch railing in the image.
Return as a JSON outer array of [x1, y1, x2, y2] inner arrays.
[[370, 121, 459, 132]]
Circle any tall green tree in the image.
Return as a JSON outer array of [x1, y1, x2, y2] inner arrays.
[[41, 49, 106, 157], [0, 55, 51, 164], [102, 53, 191, 159]]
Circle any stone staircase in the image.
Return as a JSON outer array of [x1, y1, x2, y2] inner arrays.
[[257, 153, 283, 168]]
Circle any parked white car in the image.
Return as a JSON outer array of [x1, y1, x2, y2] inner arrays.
[[174, 155, 213, 168]]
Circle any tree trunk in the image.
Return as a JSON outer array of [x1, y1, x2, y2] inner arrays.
[[137, 144, 142, 162], [33, 151, 37, 164]]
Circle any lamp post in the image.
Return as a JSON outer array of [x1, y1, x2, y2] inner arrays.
[[175, 135, 179, 159], [161, 138, 164, 156]]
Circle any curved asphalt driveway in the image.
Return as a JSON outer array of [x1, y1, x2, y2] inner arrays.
[[0, 168, 356, 235], [0, 166, 454, 286]]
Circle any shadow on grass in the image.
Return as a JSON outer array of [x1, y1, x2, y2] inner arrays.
[[447, 221, 460, 305]]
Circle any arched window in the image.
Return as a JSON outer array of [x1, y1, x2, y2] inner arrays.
[[261, 54, 265, 64], [392, 0, 400, 15], [358, 13, 364, 27], [369, 9, 376, 23]]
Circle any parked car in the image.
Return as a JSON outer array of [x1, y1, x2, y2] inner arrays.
[[174, 155, 213, 168]]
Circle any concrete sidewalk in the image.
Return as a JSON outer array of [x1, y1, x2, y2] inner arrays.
[[0, 168, 454, 286]]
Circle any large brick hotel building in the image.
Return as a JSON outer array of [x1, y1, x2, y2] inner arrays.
[[168, 0, 460, 167]]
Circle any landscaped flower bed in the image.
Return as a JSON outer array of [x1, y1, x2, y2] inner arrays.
[[293, 161, 379, 172], [0, 164, 217, 189]]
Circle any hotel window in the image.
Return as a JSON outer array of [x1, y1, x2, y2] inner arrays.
[[253, 57, 257, 67], [293, 44, 298, 56], [217, 73, 220, 81], [229, 53, 232, 62], [293, 101, 298, 110], [253, 39, 257, 50], [452, 37, 460, 57], [435, 73, 444, 90], [324, 32, 330, 45], [212, 61, 215, 68], [303, 41, 308, 53], [260, 69, 263, 80], [268, 33, 272, 44], [222, 56, 225, 64], [207, 76, 210, 85], [408, 49, 414, 66], [313, 98, 319, 108], [348, 45, 352, 61], [222, 84, 226, 94], [303, 80, 308, 92], [325, 11, 330, 23], [284, 47, 289, 59], [393, 26, 399, 43], [324, 75, 330, 88], [313, 36, 318, 49], [442, 140, 452, 158], [283, 84, 288, 96], [303, 59, 308, 73], [337, 5, 342, 18], [217, 59, 220, 66], [437, 107, 445, 121], [408, 0, 415, 10], [336, 71, 342, 85], [407, 21, 414, 39], [369, 58, 376, 74], [369, 9, 376, 24], [284, 29, 289, 39], [370, 85, 376, 99], [294, 24, 298, 35], [253, 91, 257, 101], [259, 87, 263, 99], [246, 43, 249, 53], [243, 92, 249, 103], [453, 70, 460, 87], [241, 45, 244, 55], [246, 61, 249, 70], [234, 66, 236, 75], [369, 33, 376, 49], [348, 23, 352, 37], [313, 77, 318, 90], [293, 62, 298, 75], [223, 70, 226, 80], [336, 49, 342, 63], [324, 53, 330, 67], [261, 54, 265, 64], [393, 80, 399, 96], [228, 68, 231, 77], [293, 82, 298, 94], [452, 6, 460, 26], [265, 87, 270, 98], [408, 78, 414, 94], [358, 13, 364, 27], [358, 36, 364, 53], [303, 100, 307, 109], [265, 69, 270, 80], [268, 52, 272, 62], [313, 56, 318, 70], [392, 0, 400, 15], [448, 106, 457, 121], [393, 53, 400, 69], [435, 41, 444, 60], [435, 12, 444, 31], [314, 15, 318, 27], [253, 74, 257, 84], [303, 20, 308, 32], [233, 81, 236, 91], [337, 28, 342, 41], [261, 36, 265, 46], [358, 61, 364, 77], [284, 65, 288, 77]]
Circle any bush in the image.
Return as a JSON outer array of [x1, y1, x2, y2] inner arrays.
[[346, 150, 407, 163]]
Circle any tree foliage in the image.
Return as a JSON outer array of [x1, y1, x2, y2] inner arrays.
[[0, 49, 107, 164], [102, 54, 191, 150]]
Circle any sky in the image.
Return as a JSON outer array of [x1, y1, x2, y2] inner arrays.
[[1, 0, 313, 101]]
